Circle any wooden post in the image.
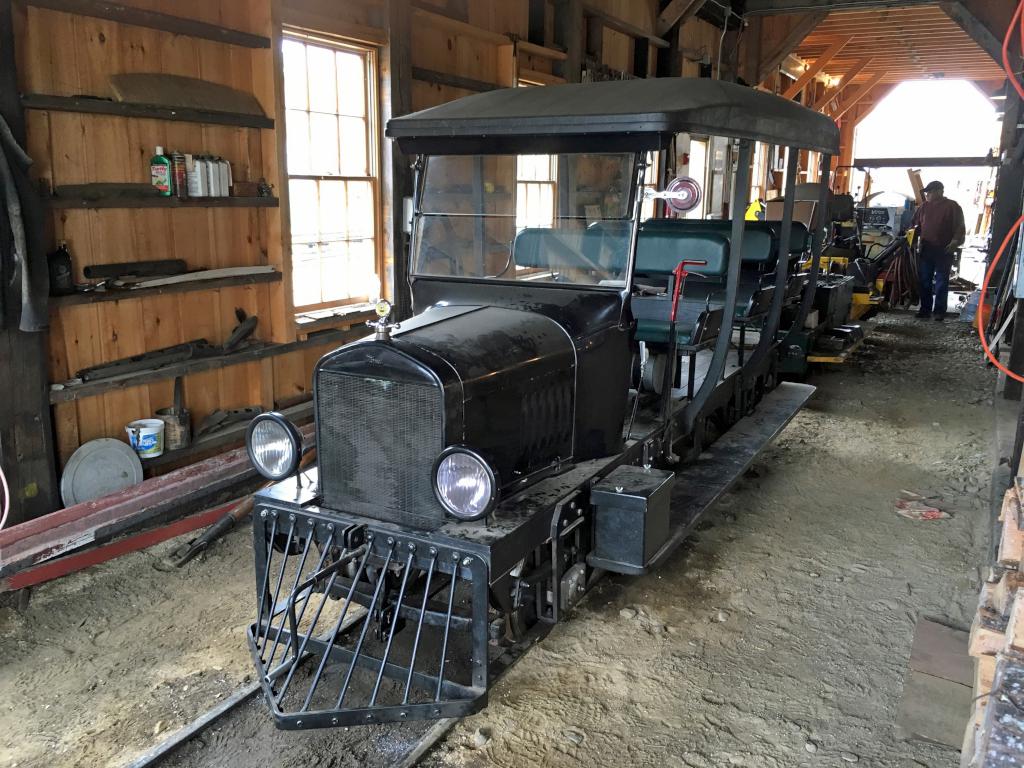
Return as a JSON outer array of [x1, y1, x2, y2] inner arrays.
[[382, 0, 414, 318], [554, 0, 583, 82], [0, 0, 59, 523]]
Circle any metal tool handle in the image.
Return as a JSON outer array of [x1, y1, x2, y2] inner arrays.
[[670, 260, 707, 323]]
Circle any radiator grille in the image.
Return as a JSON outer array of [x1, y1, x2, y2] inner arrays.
[[317, 371, 444, 530]]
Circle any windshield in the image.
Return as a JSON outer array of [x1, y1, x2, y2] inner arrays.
[[412, 153, 638, 287]]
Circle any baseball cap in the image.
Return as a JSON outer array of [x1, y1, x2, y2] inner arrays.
[[923, 181, 944, 192]]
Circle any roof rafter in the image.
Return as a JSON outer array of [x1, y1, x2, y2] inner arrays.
[[782, 36, 851, 99]]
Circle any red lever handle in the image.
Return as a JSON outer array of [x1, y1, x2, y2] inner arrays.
[[670, 260, 707, 323]]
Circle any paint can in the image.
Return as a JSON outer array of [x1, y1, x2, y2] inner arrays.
[[125, 419, 165, 459]]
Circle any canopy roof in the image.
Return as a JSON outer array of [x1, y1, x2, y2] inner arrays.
[[387, 78, 840, 155]]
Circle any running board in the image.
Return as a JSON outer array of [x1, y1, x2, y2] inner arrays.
[[591, 381, 815, 576]]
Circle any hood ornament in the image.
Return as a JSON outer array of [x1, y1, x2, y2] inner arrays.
[[368, 299, 400, 341]]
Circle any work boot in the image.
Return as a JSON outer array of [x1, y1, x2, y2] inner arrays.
[[933, 313, 945, 322], [915, 310, 930, 319]]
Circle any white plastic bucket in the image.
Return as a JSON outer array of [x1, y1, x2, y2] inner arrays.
[[126, 418, 165, 459]]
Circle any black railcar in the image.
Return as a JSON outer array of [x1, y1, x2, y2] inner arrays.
[[244, 78, 839, 729]]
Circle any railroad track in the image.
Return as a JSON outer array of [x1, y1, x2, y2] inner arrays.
[[125, 623, 542, 768]]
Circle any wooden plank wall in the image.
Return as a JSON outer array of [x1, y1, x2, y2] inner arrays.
[[13, 0, 348, 466], [679, 18, 720, 78], [14, 0, 684, 476]]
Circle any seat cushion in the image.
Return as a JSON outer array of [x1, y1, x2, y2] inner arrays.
[[635, 318, 693, 346]]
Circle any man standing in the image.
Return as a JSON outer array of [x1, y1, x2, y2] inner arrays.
[[912, 180, 966, 321]]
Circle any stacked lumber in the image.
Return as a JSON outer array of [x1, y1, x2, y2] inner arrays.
[[962, 486, 1024, 767]]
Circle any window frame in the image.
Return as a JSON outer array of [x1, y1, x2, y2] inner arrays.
[[282, 29, 384, 313]]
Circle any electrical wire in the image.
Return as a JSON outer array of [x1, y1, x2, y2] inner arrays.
[[0, 462, 9, 531], [978, 212, 1024, 384], [978, 0, 1024, 382]]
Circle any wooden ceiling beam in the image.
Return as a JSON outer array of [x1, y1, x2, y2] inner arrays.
[[812, 56, 872, 110], [833, 70, 886, 118], [939, 0, 1016, 68], [755, 11, 828, 84], [851, 84, 895, 127], [815, 46, 994, 57], [782, 36, 851, 99], [655, 0, 708, 37], [744, 0, 936, 14]]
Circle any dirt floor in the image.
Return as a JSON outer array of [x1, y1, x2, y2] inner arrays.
[[0, 310, 998, 768]]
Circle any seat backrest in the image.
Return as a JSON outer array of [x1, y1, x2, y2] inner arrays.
[[641, 218, 776, 267], [764, 221, 811, 255], [513, 225, 629, 275], [634, 228, 730, 278]]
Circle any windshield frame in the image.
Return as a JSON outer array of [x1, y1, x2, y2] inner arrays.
[[409, 151, 647, 296]]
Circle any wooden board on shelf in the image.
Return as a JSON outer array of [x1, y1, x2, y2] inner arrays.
[[22, 93, 275, 129], [48, 193, 279, 209], [51, 269, 281, 307], [23, 0, 270, 48], [48, 327, 359, 404]]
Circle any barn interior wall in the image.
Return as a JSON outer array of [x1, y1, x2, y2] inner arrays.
[[10, 0, 681, 493]]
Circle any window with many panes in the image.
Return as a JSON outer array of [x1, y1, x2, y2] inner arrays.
[[516, 155, 557, 230], [283, 33, 380, 310]]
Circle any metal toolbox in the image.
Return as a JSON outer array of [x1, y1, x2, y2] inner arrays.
[[589, 465, 675, 574]]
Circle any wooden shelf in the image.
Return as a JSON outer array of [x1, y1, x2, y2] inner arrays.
[[519, 68, 568, 86], [143, 400, 313, 475], [24, 0, 271, 48], [410, 4, 509, 46], [47, 194, 279, 210], [412, 66, 501, 94], [517, 41, 568, 61], [22, 93, 273, 129], [50, 270, 281, 308], [49, 327, 358, 404]]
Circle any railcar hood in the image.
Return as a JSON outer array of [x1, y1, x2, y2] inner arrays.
[[314, 304, 577, 530]]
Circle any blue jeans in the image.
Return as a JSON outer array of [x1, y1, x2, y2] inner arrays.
[[918, 244, 952, 316]]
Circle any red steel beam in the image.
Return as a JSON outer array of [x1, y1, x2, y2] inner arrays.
[[0, 500, 237, 592]]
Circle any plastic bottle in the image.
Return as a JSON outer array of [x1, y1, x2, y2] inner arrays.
[[171, 152, 187, 199], [150, 146, 172, 196], [203, 156, 220, 197], [185, 154, 206, 197], [217, 158, 232, 197]]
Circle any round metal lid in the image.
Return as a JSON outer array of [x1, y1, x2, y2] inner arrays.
[[60, 438, 144, 507]]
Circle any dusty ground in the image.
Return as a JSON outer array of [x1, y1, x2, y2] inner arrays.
[[426, 312, 995, 768], [0, 310, 997, 768]]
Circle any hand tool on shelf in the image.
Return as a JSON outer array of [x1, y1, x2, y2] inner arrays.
[[83, 259, 187, 280], [73, 310, 260, 381], [194, 406, 262, 441]]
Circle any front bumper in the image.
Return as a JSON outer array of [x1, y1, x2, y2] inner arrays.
[[249, 503, 490, 729]]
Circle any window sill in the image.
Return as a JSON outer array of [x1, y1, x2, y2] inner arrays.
[[295, 303, 375, 339]]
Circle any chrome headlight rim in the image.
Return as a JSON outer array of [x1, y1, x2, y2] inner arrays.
[[432, 445, 500, 521], [246, 411, 302, 481]]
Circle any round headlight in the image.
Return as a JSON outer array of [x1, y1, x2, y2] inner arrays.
[[246, 412, 302, 481], [433, 447, 498, 521]]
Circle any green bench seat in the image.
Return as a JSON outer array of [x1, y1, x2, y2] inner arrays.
[[632, 229, 730, 348]]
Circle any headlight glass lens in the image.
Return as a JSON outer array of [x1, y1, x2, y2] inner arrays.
[[249, 419, 297, 479], [436, 451, 494, 519]]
